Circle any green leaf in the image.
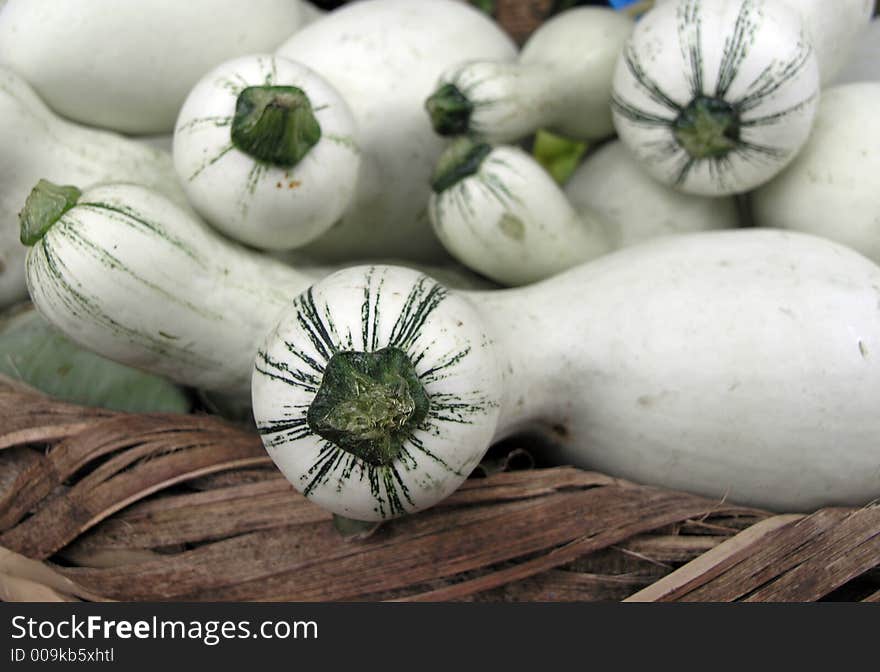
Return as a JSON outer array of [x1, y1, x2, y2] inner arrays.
[[0, 305, 191, 414]]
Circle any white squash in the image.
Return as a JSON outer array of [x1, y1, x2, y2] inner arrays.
[[0, 68, 186, 309], [565, 140, 740, 248], [611, 0, 820, 196], [426, 7, 633, 143], [275, 0, 517, 262], [255, 230, 880, 519], [751, 83, 880, 264], [173, 54, 360, 251], [428, 139, 611, 286], [22, 181, 312, 397], [0, 0, 306, 134], [833, 19, 880, 84], [253, 265, 502, 520], [427, 137, 740, 286]]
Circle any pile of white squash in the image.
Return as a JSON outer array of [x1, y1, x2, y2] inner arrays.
[[0, 0, 878, 523]]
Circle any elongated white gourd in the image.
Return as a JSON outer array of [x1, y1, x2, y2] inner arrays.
[[565, 141, 740, 248], [276, 0, 517, 262], [656, 0, 874, 84], [428, 137, 741, 286], [751, 83, 880, 264], [428, 139, 611, 286], [833, 20, 880, 85], [254, 230, 880, 520], [22, 182, 313, 397], [174, 55, 360, 251], [426, 7, 633, 143], [0, 0, 306, 134], [0, 68, 186, 309], [611, 0, 819, 196]]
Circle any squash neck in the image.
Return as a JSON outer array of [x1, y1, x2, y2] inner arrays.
[[673, 96, 741, 160], [431, 137, 492, 193], [306, 347, 429, 466], [231, 85, 322, 167], [425, 83, 474, 136], [19, 179, 81, 245]]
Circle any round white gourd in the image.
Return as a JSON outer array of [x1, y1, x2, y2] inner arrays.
[[611, 0, 820, 196], [253, 265, 502, 520], [174, 55, 360, 251], [751, 83, 880, 264]]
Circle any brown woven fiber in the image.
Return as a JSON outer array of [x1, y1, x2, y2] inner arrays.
[[1, 376, 879, 602]]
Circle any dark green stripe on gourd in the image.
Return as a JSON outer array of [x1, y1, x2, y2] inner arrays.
[[20, 179, 81, 245], [307, 347, 429, 467], [431, 137, 492, 193], [425, 83, 474, 136], [231, 85, 321, 166]]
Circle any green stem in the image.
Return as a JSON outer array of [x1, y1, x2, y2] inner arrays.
[[231, 85, 322, 166], [425, 83, 474, 137], [673, 96, 741, 160], [307, 347, 429, 466], [19, 179, 81, 246], [431, 137, 492, 194]]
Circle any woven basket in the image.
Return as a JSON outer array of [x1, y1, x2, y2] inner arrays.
[[1, 376, 878, 603]]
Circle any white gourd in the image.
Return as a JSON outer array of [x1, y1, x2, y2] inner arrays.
[[428, 139, 611, 286], [174, 55, 360, 251], [751, 83, 880, 264], [24, 180, 880, 519], [253, 231, 880, 519], [611, 0, 820, 196], [426, 7, 634, 143], [427, 138, 740, 286], [0, 0, 306, 133]]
